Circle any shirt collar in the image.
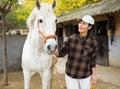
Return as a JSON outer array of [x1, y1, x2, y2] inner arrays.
[[77, 33, 89, 41]]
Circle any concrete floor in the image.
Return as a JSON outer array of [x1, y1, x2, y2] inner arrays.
[[96, 65, 120, 87]]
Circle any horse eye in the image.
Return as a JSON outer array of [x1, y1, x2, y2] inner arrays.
[[55, 19, 57, 23], [39, 19, 43, 23]]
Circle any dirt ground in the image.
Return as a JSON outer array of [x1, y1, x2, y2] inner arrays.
[[0, 71, 120, 89]]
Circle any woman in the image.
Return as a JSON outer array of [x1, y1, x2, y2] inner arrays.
[[54, 15, 98, 89]]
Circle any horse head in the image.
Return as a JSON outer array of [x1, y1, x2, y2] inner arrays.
[[27, 0, 57, 54]]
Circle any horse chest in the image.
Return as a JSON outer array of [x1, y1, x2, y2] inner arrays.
[[22, 50, 52, 71]]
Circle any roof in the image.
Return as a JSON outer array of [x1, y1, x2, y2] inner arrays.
[[57, 0, 120, 23]]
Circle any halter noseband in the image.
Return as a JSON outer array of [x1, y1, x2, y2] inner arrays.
[[38, 29, 57, 43]]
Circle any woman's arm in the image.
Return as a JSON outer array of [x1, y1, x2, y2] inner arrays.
[[90, 40, 98, 83], [54, 37, 70, 57]]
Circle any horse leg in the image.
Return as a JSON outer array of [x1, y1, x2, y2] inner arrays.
[[40, 69, 51, 89], [23, 69, 31, 89]]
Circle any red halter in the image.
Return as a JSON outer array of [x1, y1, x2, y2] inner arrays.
[[38, 29, 57, 43]]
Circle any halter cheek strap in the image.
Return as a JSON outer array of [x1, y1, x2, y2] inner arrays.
[[38, 21, 57, 43]]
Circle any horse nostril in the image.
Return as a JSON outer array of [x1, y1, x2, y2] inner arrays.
[[47, 45, 51, 50], [55, 45, 57, 50]]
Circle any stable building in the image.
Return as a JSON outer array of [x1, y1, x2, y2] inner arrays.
[[56, 0, 120, 68]]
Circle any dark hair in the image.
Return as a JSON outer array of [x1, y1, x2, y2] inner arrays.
[[88, 24, 92, 26], [88, 24, 94, 35]]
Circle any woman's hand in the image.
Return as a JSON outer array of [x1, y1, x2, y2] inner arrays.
[[92, 68, 97, 84], [92, 73, 97, 84]]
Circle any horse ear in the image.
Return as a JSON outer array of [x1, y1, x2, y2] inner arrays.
[[36, 0, 40, 9], [52, 0, 56, 10]]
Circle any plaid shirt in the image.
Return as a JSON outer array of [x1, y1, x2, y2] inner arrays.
[[58, 34, 98, 79]]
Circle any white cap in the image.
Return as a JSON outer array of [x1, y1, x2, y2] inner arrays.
[[80, 15, 94, 25]]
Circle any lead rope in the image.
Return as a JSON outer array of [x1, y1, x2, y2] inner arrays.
[[52, 55, 64, 89]]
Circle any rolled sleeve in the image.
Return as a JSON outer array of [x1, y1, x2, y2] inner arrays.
[[58, 37, 70, 57]]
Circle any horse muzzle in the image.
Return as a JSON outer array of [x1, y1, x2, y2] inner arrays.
[[47, 44, 57, 54]]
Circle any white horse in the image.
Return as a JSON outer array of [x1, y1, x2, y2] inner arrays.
[[22, 0, 57, 89]]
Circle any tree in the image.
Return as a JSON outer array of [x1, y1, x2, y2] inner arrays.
[[6, 0, 102, 27], [7, 0, 34, 27], [55, 0, 101, 15], [0, 0, 19, 86], [6, 0, 48, 27]]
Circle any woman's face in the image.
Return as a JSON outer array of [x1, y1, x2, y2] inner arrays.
[[78, 20, 92, 33]]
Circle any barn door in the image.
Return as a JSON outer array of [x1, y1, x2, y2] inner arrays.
[[96, 21, 109, 66]]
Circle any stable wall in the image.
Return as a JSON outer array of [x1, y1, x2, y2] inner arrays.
[[109, 12, 120, 68], [0, 35, 26, 72]]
